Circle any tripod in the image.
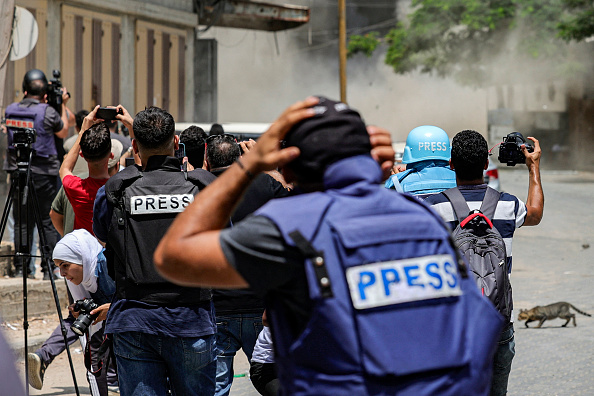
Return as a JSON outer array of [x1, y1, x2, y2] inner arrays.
[[0, 133, 80, 396]]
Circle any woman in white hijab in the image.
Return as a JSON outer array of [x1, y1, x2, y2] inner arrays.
[[53, 228, 116, 396]]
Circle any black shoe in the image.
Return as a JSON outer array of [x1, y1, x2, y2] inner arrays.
[[28, 273, 36, 280], [27, 352, 47, 390], [14, 268, 23, 277]]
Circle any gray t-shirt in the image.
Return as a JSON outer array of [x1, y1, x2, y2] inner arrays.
[[219, 215, 311, 335], [51, 186, 76, 236]]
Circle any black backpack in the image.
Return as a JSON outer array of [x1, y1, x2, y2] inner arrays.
[[442, 187, 512, 321]]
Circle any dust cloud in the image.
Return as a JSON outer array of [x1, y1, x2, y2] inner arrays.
[[199, 0, 592, 155], [200, 0, 488, 141]]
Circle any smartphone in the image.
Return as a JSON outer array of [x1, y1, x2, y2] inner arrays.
[[175, 142, 186, 162], [125, 157, 135, 167], [96, 107, 122, 121], [175, 143, 186, 170]]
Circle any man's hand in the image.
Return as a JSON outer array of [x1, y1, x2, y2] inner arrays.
[[391, 164, 406, 175], [183, 157, 195, 171], [68, 303, 80, 319], [523, 137, 541, 170], [116, 104, 134, 138], [55, 86, 72, 138], [90, 303, 111, 325], [367, 125, 395, 181], [80, 105, 104, 132], [239, 139, 256, 154], [240, 97, 319, 174], [61, 87, 70, 105]]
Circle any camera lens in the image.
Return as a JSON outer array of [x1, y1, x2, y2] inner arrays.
[[71, 314, 93, 336]]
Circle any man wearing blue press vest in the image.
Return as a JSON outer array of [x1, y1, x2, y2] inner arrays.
[[155, 97, 504, 396], [4, 69, 71, 279]]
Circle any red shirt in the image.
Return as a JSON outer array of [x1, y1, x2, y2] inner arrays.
[[62, 175, 109, 235]]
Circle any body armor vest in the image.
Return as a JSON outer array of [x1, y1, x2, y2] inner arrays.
[[256, 155, 504, 396], [5, 101, 57, 157], [105, 160, 214, 305], [397, 160, 457, 196]]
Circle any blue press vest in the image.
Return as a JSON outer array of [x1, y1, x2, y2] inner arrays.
[[256, 155, 504, 396], [5, 101, 57, 157], [386, 160, 456, 198]]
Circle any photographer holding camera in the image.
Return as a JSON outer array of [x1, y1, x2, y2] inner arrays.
[[3, 68, 73, 279], [424, 130, 544, 396], [48, 228, 117, 396]]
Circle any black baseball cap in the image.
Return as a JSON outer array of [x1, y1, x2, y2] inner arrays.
[[284, 96, 371, 182]]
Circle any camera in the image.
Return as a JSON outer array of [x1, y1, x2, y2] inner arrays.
[[5, 119, 37, 148], [498, 132, 534, 166], [46, 70, 70, 114], [12, 129, 36, 147], [71, 298, 100, 336]]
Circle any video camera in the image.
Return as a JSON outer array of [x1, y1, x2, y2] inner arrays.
[[498, 132, 534, 166], [5, 118, 36, 149], [47, 69, 70, 114], [71, 298, 100, 336]]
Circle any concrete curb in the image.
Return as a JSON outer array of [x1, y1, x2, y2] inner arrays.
[[0, 276, 70, 322]]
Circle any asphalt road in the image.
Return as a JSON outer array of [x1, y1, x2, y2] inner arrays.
[[7, 168, 594, 395], [501, 168, 594, 395]]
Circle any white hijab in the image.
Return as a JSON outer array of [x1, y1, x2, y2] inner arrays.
[[53, 229, 104, 301]]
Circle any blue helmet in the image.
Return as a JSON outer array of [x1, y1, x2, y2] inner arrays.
[[402, 125, 451, 164]]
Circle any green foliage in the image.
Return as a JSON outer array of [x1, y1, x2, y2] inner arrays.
[[347, 0, 593, 87], [558, 0, 594, 41], [347, 32, 380, 58]]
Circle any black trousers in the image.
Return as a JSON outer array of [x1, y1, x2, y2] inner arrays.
[[250, 362, 279, 396], [11, 172, 59, 274]]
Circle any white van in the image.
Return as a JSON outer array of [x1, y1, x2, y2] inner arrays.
[[175, 122, 271, 141]]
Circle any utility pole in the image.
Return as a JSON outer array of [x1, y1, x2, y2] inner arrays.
[[338, 0, 347, 103]]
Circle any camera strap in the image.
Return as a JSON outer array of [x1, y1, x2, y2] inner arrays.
[[84, 328, 115, 377]]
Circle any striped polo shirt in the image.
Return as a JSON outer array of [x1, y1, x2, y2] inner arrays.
[[424, 184, 527, 272]]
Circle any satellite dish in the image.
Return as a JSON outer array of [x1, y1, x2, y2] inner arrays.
[[10, 6, 38, 61]]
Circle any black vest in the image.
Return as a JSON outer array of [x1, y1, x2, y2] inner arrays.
[[104, 156, 215, 305]]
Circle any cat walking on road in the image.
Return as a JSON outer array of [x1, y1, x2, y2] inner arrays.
[[518, 302, 591, 328]]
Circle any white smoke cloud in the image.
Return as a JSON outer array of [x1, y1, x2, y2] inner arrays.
[[200, 24, 487, 141]]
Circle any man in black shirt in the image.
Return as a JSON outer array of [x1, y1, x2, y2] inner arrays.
[[204, 133, 288, 395]]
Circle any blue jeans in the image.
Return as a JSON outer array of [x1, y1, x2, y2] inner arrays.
[[215, 313, 264, 396], [491, 324, 515, 396], [113, 331, 217, 396]]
